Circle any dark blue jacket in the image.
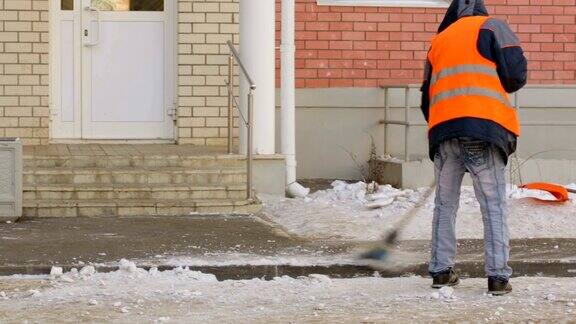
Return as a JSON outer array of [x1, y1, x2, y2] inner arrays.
[[420, 0, 528, 163]]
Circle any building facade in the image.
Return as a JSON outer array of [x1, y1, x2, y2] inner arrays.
[[285, 0, 576, 88], [1, 0, 575, 180]]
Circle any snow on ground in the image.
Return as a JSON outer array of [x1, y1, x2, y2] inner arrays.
[[0, 262, 574, 323], [261, 181, 576, 241], [160, 253, 355, 268]]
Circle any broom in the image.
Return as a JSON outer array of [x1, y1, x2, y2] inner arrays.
[[358, 182, 436, 269]]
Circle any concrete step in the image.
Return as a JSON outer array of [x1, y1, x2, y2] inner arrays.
[[23, 168, 247, 186], [22, 198, 261, 217], [24, 155, 246, 169], [21, 146, 256, 218], [23, 184, 247, 200]]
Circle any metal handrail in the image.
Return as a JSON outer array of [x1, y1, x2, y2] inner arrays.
[[379, 85, 419, 162], [226, 40, 255, 201], [227, 41, 256, 90], [378, 86, 576, 162]]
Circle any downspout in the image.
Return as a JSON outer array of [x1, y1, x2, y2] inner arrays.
[[281, 0, 309, 198]]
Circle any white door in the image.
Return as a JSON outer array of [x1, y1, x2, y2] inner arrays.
[[51, 0, 175, 140]]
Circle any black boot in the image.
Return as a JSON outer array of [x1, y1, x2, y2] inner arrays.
[[431, 268, 460, 288], [488, 277, 512, 295]]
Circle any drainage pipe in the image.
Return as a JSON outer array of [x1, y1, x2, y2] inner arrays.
[[281, 0, 309, 198]]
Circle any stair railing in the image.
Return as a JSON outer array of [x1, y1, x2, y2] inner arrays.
[[226, 40, 255, 201]]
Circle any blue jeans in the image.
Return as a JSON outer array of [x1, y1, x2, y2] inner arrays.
[[429, 138, 512, 279]]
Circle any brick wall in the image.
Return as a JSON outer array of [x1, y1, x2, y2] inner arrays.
[[2, 0, 573, 145], [0, 0, 49, 145], [177, 0, 239, 145], [281, 0, 576, 88]]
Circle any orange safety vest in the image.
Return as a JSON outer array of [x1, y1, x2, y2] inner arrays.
[[427, 16, 520, 136]]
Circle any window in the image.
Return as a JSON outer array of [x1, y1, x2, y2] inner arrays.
[[62, 0, 164, 11], [317, 0, 449, 8], [90, 0, 164, 11], [61, 0, 73, 10]]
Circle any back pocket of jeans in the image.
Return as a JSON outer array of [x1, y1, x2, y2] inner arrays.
[[461, 140, 489, 173]]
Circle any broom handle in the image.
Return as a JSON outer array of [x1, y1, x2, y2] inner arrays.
[[382, 182, 436, 244], [568, 188, 576, 194], [396, 184, 436, 229]]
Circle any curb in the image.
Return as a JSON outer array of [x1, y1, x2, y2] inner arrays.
[[1, 260, 575, 280]]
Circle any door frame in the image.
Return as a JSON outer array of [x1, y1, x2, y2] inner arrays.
[[49, 0, 178, 142]]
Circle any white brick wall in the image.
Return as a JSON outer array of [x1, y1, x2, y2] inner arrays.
[[178, 0, 240, 146], [0, 0, 240, 145], [0, 0, 49, 144]]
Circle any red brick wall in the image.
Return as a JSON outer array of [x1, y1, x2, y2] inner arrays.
[[275, 0, 576, 88]]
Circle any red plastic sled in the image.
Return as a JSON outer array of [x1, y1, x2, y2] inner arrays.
[[520, 182, 574, 203]]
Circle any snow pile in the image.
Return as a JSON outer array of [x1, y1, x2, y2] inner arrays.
[[307, 274, 333, 286], [173, 266, 217, 282], [308, 181, 566, 211], [119, 259, 138, 273], [303, 180, 426, 212], [162, 253, 355, 268], [49, 267, 63, 277], [262, 181, 576, 241], [430, 286, 456, 301], [79, 265, 96, 276], [40, 261, 218, 304], [439, 286, 455, 299], [3, 274, 576, 322], [52, 265, 99, 283], [305, 180, 369, 205], [47, 260, 219, 288]]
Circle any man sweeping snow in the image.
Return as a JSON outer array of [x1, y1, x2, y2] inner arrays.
[[420, 0, 527, 295]]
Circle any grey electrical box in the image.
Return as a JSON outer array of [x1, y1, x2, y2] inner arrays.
[[0, 138, 22, 220]]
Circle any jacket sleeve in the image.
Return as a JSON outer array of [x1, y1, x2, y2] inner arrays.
[[420, 58, 432, 122], [478, 18, 528, 93]]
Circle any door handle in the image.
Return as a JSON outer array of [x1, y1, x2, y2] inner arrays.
[[84, 6, 101, 47]]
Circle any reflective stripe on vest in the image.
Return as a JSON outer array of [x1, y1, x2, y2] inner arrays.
[[430, 64, 498, 86], [430, 86, 511, 108], [427, 16, 520, 136]]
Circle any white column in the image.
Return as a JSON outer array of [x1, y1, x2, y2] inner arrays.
[[239, 0, 275, 155]]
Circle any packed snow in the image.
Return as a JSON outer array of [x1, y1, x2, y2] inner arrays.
[[161, 253, 355, 268], [0, 261, 575, 323], [262, 180, 576, 241], [431, 286, 455, 300]]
